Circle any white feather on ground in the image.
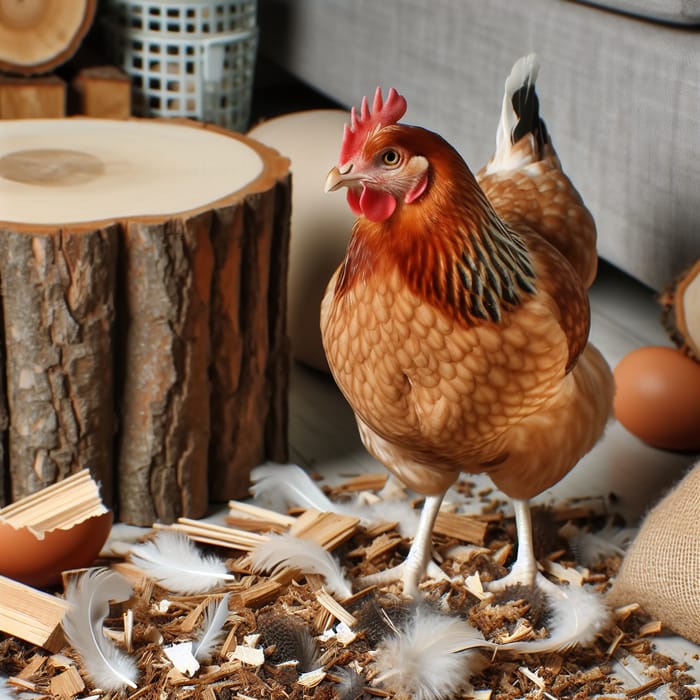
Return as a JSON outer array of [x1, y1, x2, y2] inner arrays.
[[250, 532, 353, 599], [332, 666, 366, 700], [567, 521, 637, 568], [193, 593, 231, 663], [62, 568, 139, 692], [129, 530, 236, 594], [498, 577, 611, 654], [373, 605, 487, 700], [250, 463, 419, 536]]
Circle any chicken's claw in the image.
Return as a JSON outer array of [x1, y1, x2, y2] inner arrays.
[[361, 560, 448, 598], [361, 493, 446, 597]]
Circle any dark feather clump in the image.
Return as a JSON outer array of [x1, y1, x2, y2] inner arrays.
[[350, 593, 412, 647], [490, 582, 549, 630], [530, 505, 568, 560], [256, 611, 319, 671]]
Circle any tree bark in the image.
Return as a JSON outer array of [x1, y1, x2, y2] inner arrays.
[[0, 118, 291, 522], [207, 173, 292, 500], [0, 224, 118, 506]]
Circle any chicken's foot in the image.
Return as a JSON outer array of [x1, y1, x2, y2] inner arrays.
[[361, 492, 444, 597], [488, 498, 538, 591]]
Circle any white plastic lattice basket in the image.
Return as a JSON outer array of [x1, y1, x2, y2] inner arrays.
[[101, 0, 258, 131]]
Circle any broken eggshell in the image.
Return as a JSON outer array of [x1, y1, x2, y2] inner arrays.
[[0, 510, 113, 588]]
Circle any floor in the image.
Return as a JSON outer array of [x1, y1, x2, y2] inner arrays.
[[284, 258, 700, 694]]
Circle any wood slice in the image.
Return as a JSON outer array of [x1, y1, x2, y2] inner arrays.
[[0, 118, 291, 524], [0, 0, 97, 75]]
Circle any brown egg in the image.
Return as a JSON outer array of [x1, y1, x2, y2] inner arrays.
[[614, 345, 700, 451], [0, 510, 113, 588]]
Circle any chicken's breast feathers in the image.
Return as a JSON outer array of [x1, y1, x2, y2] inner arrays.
[[321, 238, 584, 495]]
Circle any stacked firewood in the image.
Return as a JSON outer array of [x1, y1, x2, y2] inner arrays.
[[0, 0, 130, 119]]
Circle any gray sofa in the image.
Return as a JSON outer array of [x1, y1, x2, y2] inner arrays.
[[258, 0, 700, 292]]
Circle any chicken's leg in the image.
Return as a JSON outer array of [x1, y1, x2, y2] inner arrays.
[[362, 492, 444, 597], [488, 499, 538, 590]]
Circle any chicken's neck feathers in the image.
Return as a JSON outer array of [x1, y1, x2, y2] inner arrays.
[[336, 180, 536, 327]]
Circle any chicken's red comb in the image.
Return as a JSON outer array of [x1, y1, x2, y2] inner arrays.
[[339, 87, 407, 165]]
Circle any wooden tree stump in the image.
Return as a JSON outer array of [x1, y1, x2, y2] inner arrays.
[[0, 118, 291, 525]]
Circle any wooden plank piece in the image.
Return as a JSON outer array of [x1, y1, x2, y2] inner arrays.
[[49, 665, 85, 698], [0, 575, 68, 651], [433, 511, 489, 545], [71, 66, 131, 119], [0, 75, 66, 118]]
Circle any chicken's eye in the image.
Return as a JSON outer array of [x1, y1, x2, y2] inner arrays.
[[381, 149, 401, 166]]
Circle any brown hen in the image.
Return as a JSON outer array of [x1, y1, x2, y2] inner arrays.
[[321, 55, 614, 596]]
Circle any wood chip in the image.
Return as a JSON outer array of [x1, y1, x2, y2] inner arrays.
[[639, 620, 663, 637], [297, 667, 327, 687], [163, 641, 200, 676], [348, 533, 403, 562], [230, 644, 265, 666], [15, 653, 46, 679], [228, 500, 296, 527], [434, 511, 489, 545], [179, 596, 209, 633], [49, 665, 85, 698], [0, 575, 69, 651], [316, 588, 358, 628], [329, 472, 388, 495], [464, 572, 492, 601], [542, 559, 585, 586], [156, 519, 269, 552], [289, 509, 360, 550], [614, 603, 641, 621], [625, 676, 665, 697], [519, 666, 546, 690]]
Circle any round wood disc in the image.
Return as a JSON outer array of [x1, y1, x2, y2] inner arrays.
[[0, 0, 97, 74], [0, 118, 265, 226]]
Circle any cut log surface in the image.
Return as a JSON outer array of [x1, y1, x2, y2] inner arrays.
[[0, 118, 291, 525], [0, 0, 96, 75]]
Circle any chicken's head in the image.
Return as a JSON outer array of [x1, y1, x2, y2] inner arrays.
[[325, 87, 430, 222]]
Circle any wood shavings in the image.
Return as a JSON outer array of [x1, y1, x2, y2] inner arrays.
[[163, 641, 199, 676], [229, 643, 265, 666], [0, 477, 697, 699]]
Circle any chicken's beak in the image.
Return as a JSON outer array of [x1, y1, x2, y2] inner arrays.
[[325, 165, 362, 193]]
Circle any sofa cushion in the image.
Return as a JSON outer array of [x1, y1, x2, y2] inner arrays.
[[574, 0, 700, 25]]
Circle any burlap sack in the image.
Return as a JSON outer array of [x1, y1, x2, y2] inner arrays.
[[608, 460, 700, 644]]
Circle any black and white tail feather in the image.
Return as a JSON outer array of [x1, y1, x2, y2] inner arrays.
[[487, 53, 550, 175]]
